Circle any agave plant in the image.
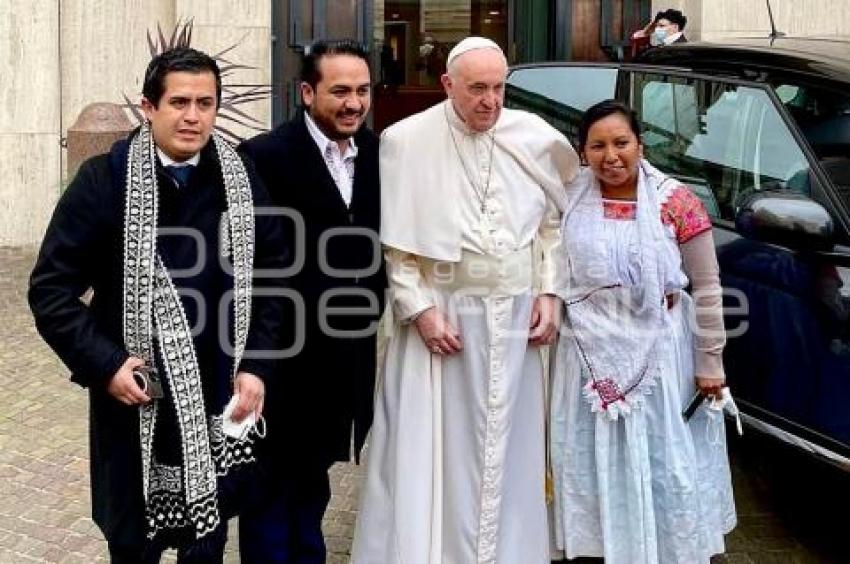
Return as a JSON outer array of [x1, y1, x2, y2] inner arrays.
[[123, 18, 272, 144]]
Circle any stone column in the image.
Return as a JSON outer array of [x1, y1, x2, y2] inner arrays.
[[176, 1, 273, 138], [60, 0, 174, 175], [0, 2, 61, 246]]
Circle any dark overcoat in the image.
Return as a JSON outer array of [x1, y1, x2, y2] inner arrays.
[[28, 134, 287, 546], [239, 112, 386, 470]]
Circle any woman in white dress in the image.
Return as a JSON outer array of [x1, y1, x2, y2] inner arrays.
[[550, 100, 737, 563]]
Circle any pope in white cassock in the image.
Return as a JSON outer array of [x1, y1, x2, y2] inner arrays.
[[351, 37, 579, 563]]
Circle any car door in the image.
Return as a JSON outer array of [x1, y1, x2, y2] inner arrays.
[[507, 62, 850, 464]]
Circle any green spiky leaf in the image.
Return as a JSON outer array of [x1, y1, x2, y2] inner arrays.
[[121, 19, 270, 143]]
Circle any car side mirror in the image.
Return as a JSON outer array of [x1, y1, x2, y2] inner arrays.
[[735, 190, 834, 251]]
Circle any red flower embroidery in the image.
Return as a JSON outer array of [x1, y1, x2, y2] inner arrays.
[[592, 378, 624, 409], [602, 200, 637, 220], [601, 187, 711, 243], [661, 187, 712, 243]]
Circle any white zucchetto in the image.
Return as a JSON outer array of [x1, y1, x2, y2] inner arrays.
[[446, 36, 504, 67]]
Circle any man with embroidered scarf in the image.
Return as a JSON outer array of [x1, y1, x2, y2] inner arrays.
[[29, 47, 288, 562]]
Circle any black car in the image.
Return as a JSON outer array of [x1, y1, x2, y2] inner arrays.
[[506, 37, 850, 471]]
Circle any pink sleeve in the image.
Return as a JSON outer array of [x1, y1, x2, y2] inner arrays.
[[661, 186, 713, 244]]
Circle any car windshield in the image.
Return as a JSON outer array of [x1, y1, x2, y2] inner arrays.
[[774, 82, 850, 208]]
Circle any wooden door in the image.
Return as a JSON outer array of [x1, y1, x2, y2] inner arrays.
[[271, 0, 371, 123], [552, 0, 651, 63]]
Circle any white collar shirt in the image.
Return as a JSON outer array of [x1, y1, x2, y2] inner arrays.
[[156, 147, 200, 189], [305, 112, 358, 207], [157, 147, 201, 168]]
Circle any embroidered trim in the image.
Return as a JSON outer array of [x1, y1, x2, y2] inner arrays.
[[601, 199, 637, 220], [214, 135, 255, 377], [209, 415, 258, 475], [660, 185, 712, 243], [148, 490, 190, 532], [150, 464, 183, 494], [123, 124, 160, 510], [146, 416, 259, 536], [123, 124, 255, 540], [476, 297, 511, 564], [153, 257, 219, 538]]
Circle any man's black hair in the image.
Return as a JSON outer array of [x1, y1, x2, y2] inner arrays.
[[300, 39, 371, 90], [142, 47, 222, 108], [655, 8, 687, 30], [578, 100, 642, 154]]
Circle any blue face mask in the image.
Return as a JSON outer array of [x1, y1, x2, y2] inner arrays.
[[651, 27, 669, 45]]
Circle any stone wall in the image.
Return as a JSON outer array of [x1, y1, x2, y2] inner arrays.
[[0, 0, 271, 246], [655, 0, 850, 41], [0, 2, 61, 247], [175, 1, 272, 141], [59, 0, 174, 168]]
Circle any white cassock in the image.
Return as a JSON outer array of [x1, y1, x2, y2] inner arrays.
[[351, 100, 578, 564]]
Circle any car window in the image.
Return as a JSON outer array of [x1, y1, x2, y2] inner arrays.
[[635, 72, 811, 222], [506, 67, 618, 142], [773, 82, 850, 210], [506, 65, 812, 224]]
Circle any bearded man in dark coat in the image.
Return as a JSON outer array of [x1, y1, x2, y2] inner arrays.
[[29, 47, 288, 563], [237, 39, 386, 563]]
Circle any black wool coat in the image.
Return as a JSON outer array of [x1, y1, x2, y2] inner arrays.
[[239, 112, 387, 469], [28, 134, 288, 546]]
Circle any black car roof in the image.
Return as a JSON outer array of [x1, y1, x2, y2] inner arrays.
[[637, 37, 850, 84]]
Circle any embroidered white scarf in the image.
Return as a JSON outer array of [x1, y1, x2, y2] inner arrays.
[[122, 123, 255, 539], [562, 161, 679, 419]]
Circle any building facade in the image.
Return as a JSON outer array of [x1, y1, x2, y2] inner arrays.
[[2, 0, 849, 245], [0, 0, 271, 246], [661, 0, 850, 42], [272, 0, 653, 129]]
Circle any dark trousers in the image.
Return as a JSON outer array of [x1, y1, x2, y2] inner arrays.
[[108, 520, 228, 564], [238, 463, 332, 564]]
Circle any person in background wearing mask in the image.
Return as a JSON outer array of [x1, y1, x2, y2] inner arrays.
[[631, 8, 688, 56]]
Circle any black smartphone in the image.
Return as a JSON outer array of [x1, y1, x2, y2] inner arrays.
[[682, 390, 704, 421]]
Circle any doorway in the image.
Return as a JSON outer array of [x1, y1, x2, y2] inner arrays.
[[372, 0, 509, 131]]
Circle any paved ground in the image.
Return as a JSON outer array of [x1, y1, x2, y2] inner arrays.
[[2, 245, 848, 563]]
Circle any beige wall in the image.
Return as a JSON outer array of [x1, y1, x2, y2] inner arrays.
[[0, 0, 271, 246], [701, 0, 850, 40], [60, 0, 174, 169], [0, 1, 62, 247], [61, 0, 271, 171], [654, 0, 850, 41], [176, 1, 272, 140]]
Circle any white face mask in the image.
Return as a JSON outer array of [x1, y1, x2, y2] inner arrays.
[[651, 27, 669, 46]]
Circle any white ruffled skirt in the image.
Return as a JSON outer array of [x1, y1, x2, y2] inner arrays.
[[549, 294, 736, 563]]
